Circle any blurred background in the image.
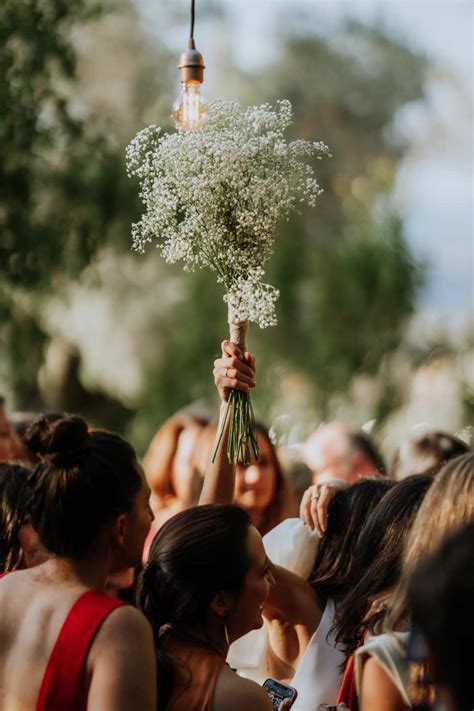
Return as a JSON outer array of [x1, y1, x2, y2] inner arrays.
[[1, 0, 472, 457]]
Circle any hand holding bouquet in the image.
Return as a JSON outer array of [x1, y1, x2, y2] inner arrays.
[[127, 99, 329, 463]]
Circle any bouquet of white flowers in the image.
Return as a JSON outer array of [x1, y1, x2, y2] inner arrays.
[[126, 99, 329, 463]]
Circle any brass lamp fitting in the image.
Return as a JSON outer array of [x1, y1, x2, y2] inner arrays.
[[178, 38, 205, 84]]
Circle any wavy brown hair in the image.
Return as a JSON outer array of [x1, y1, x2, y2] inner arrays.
[[387, 452, 474, 630], [333, 474, 433, 663], [0, 463, 32, 572], [309, 478, 394, 605], [143, 411, 210, 506]]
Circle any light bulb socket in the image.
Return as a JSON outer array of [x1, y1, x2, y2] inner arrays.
[[178, 38, 205, 84]]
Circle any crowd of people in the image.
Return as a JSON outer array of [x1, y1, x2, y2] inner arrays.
[[0, 344, 472, 711]]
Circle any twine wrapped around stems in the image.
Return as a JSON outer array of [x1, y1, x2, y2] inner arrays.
[[228, 318, 248, 353], [212, 312, 260, 465]]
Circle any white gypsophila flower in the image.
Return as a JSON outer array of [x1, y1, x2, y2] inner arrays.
[[126, 99, 330, 328]]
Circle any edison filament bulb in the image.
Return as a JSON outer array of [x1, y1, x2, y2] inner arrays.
[[173, 81, 208, 130]]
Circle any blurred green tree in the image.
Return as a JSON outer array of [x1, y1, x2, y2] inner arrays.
[[1, 0, 112, 403], [1, 1, 430, 447], [0, 0, 168, 418]]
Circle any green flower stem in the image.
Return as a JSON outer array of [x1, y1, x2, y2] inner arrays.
[[212, 317, 260, 465], [212, 389, 260, 465]]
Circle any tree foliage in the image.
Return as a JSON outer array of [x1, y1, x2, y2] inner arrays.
[[0, 0, 142, 402], [1, 2, 430, 446]]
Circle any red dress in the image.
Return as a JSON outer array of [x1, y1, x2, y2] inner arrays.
[[35, 589, 127, 711], [337, 652, 358, 710]]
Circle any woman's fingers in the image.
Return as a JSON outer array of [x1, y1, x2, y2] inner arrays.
[[213, 369, 255, 390], [309, 485, 324, 536], [299, 483, 329, 535], [316, 486, 333, 535], [299, 486, 315, 529], [244, 351, 256, 374], [221, 339, 244, 359], [214, 356, 256, 382], [214, 342, 256, 402], [214, 375, 250, 394], [214, 356, 255, 379]]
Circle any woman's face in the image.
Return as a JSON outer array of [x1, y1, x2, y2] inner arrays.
[[227, 525, 275, 641], [122, 465, 154, 567], [234, 434, 277, 514], [170, 425, 203, 504]]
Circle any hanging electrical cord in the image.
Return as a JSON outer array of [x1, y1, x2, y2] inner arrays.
[[190, 0, 195, 40], [172, 0, 207, 129]]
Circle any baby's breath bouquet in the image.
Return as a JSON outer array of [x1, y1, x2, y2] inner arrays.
[[126, 99, 329, 464]]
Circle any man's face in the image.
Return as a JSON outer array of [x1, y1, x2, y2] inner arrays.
[[304, 424, 355, 484], [0, 406, 15, 462]]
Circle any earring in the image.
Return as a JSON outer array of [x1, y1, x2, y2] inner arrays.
[[223, 620, 230, 647]]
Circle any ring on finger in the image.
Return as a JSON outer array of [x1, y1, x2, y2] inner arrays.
[[311, 494, 320, 501], [225, 367, 230, 378]]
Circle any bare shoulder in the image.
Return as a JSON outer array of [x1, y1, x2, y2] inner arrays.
[[87, 605, 156, 711], [360, 656, 408, 711], [91, 604, 154, 656], [213, 665, 274, 711], [94, 603, 153, 641]]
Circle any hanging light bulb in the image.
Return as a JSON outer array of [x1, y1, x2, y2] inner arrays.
[[172, 1, 207, 130]]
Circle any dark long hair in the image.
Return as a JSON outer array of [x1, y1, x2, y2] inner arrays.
[[333, 474, 433, 663], [408, 522, 474, 711], [310, 478, 394, 604], [24, 414, 142, 559], [0, 463, 32, 572], [136, 504, 252, 711]]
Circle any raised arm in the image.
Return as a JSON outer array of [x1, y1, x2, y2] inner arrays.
[[199, 340, 256, 505]]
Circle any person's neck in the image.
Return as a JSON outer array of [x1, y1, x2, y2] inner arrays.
[[174, 619, 229, 658], [247, 507, 264, 529], [41, 550, 113, 590]]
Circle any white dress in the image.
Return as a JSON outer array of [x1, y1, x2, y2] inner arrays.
[[291, 597, 345, 710], [354, 632, 411, 707]]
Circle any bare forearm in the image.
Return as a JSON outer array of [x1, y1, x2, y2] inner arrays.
[[199, 402, 235, 505], [264, 564, 321, 671], [200, 338, 255, 505]]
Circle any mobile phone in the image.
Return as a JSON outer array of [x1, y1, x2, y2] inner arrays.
[[262, 678, 298, 709]]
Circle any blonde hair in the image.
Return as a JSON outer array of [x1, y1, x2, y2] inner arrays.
[[387, 452, 474, 629], [143, 411, 209, 505]]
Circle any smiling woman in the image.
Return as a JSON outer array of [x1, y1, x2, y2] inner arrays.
[[137, 503, 276, 711]]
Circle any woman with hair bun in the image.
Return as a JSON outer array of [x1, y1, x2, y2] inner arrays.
[[0, 414, 156, 711]]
